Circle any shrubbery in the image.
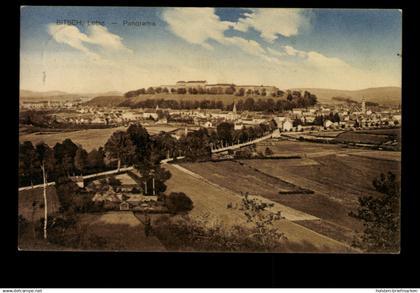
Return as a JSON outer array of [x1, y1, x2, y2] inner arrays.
[[165, 192, 193, 213]]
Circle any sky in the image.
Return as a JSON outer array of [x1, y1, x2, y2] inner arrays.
[[20, 7, 402, 93]]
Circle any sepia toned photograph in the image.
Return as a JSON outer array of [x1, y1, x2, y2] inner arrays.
[[19, 7, 401, 253]]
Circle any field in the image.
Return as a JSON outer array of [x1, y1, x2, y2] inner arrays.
[[19, 211, 166, 251], [179, 139, 400, 246], [257, 139, 347, 157], [180, 160, 308, 195], [19, 124, 181, 151], [334, 128, 401, 145], [163, 163, 352, 252]]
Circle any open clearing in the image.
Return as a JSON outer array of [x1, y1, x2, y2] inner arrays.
[[19, 126, 127, 151], [163, 163, 353, 252], [19, 124, 180, 151], [180, 160, 307, 195]]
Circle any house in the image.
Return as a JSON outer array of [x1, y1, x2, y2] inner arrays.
[[143, 112, 158, 120], [156, 117, 168, 124], [282, 120, 293, 132], [119, 201, 131, 211], [274, 116, 286, 127], [323, 119, 333, 129]]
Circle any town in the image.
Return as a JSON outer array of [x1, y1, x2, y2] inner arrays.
[[20, 80, 401, 134]]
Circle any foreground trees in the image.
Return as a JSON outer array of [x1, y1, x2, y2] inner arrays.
[[104, 131, 136, 172], [349, 172, 400, 252]]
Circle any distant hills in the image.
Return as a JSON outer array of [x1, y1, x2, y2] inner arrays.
[[19, 89, 123, 101], [84, 95, 126, 107], [289, 87, 401, 105]]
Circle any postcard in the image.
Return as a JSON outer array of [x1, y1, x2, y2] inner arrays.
[[19, 7, 401, 253]]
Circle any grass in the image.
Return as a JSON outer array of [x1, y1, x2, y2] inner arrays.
[[334, 129, 400, 145], [180, 160, 306, 196], [19, 211, 166, 251], [19, 124, 180, 151], [239, 154, 400, 236], [19, 126, 127, 151], [178, 143, 400, 247], [256, 139, 345, 157], [163, 163, 353, 252], [19, 185, 60, 222]]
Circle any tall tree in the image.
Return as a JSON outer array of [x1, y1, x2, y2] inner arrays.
[[217, 122, 234, 145], [19, 141, 40, 187], [127, 123, 152, 169], [87, 148, 105, 172], [35, 143, 56, 239], [74, 146, 88, 175], [104, 131, 136, 172]]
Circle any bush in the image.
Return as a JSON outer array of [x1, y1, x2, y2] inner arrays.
[[165, 192, 193, 213], [264, 147, 273, 156], [234, 148, 252, 159], [108, 176, 122, 190], [36, 215, 80, 247]]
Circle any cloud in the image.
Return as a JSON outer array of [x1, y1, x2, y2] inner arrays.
[[161, 7, 286, 64], [266, 47, 285, 57], [280, 45, 351, 69], [234, 9, 310, 42], [224, 36, 266, 57], [162, 8, 232, 49], [47, 24, 131, 60], [305, 51, 350, 68], [282, 45, 307, 58]]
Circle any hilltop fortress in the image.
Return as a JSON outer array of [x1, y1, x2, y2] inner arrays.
[[158, 80, 280, 96]]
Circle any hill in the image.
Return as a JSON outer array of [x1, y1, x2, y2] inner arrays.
[[20, 90, 69, 97], [85, 94, 268, 107], [20, 89, 124, 102], [290, 87, 401, 105], [84, 95, 126, 107]]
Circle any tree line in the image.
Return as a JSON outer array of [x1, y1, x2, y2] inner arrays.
[[120, 91, 317, 113], [19, 140, 107, 188], [124, 86, 286, 98], [19, 120, 279, 187], [179, 120, 278, 161]]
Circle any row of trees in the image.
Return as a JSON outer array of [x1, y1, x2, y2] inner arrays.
[[120, 98, 225, 111], [19, 119, 278, 188], [19, 140, 106, 187], [178, 120, 278, 161], [124, 86, 286, 98], [120, 94, 317, 114], [312, 112, 341, 126], [103, 124, 172, 195]]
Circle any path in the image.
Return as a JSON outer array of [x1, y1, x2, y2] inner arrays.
[[18, 166, 135, 191], [211, 132, 274, 153]]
